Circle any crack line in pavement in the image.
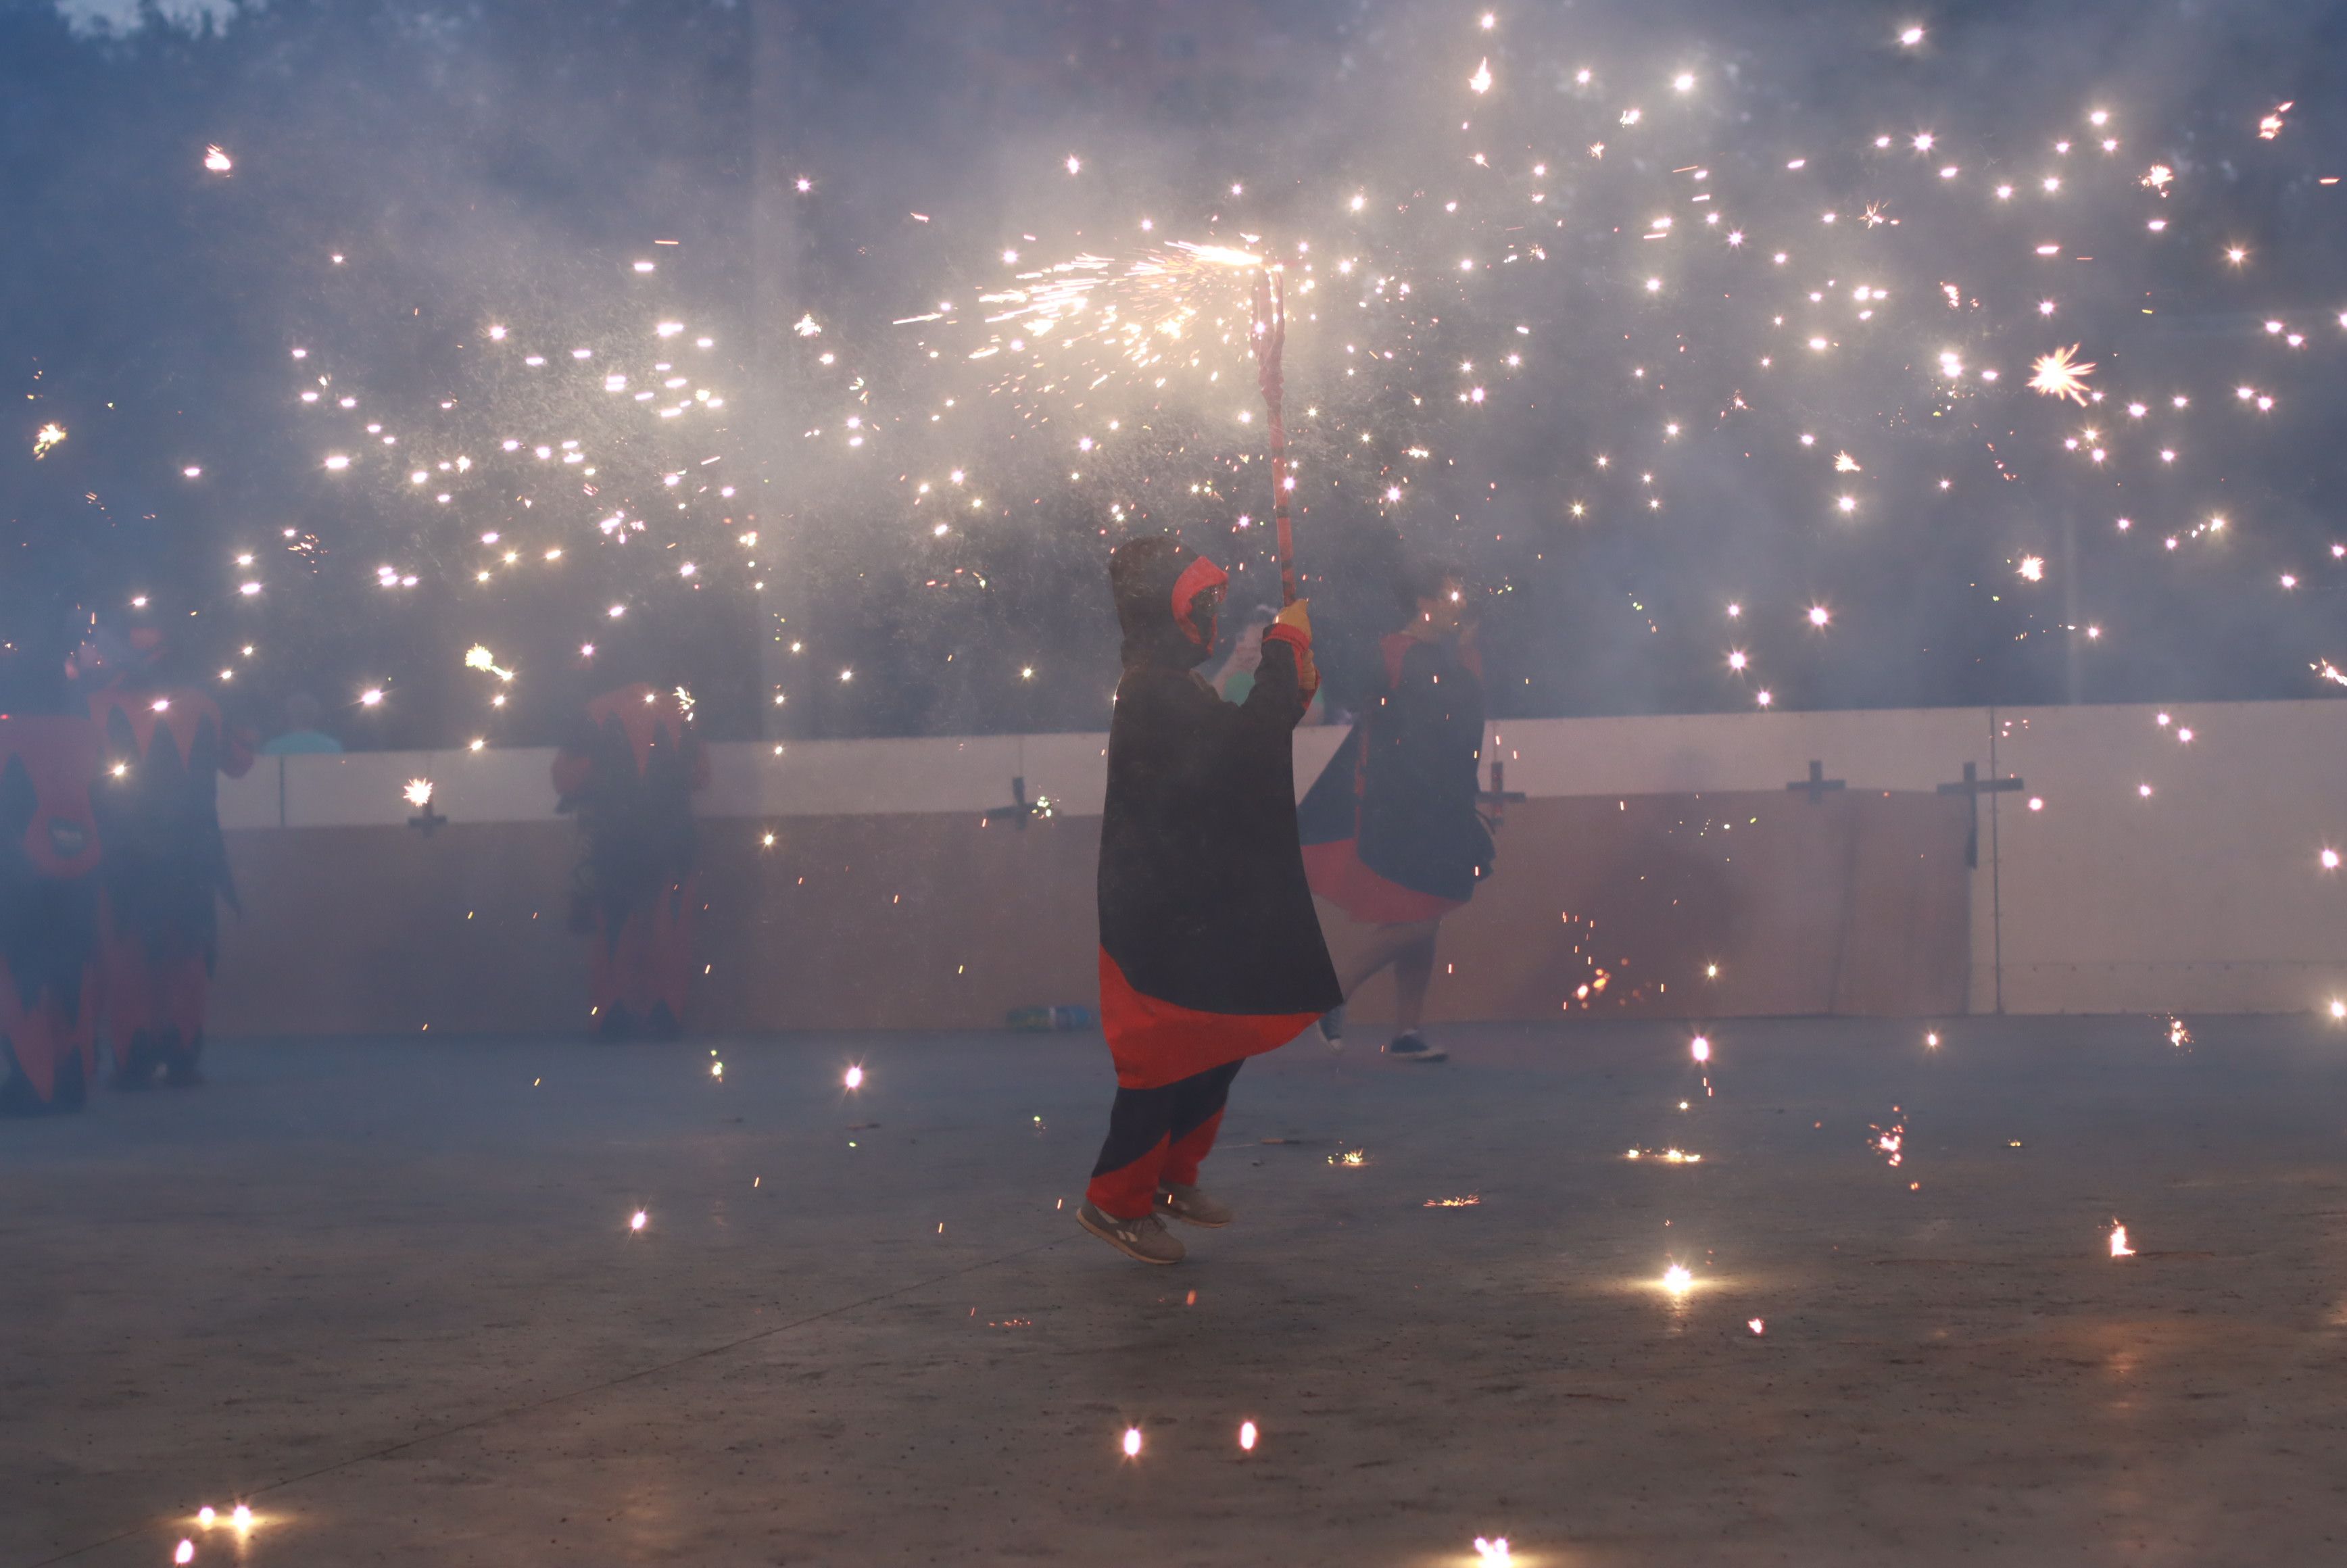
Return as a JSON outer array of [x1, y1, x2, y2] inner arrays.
[[31, 1238, 1063, 1567]]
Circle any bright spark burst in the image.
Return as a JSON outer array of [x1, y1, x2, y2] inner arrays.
[[2028, 343, 2096, 403], [32, 422, 65, 458], [402, 778, 434, 809], [2109, 1223, 2135, 1258]]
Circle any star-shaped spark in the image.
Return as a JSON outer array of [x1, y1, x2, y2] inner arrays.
[[2029, 343, 2096, 404]]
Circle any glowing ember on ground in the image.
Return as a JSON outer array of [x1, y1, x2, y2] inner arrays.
[[1474, 1537, 1513, 1565], [2110, 1223, 2135, 1258], [844, 1065, 865, 1089], [1121, 1426, 1142, 1458], [1661, 1263, 1695, 1296], [1748, 1318, 1766, 1335], [1424, 1194, 1483, 1206], [174, 1542, 194, 1565], [1238, 1420, 1257, 1451], [629, 1210, 647, 1232], [1690, 1034, 1711, 1062]]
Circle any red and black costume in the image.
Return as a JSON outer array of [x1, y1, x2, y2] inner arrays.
[[0, 711, 105, 1114], [89, 674, 256, 1087], [1087, 539, 1341, 1219], [1299, 630, 1492, 922], [552, 683, 708, 1038]]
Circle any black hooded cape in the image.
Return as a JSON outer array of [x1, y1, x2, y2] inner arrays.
[[1096, 538, 1340, 1088], [1299, 631, 1493, 914]]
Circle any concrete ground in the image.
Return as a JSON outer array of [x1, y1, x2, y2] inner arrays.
[[5, 1016, 2346, 1568]]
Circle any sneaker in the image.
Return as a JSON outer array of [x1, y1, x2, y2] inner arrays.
[[1155, 1182, 1234, 1228], [1384, 1031, 1447, 1062], [1317, 1006, 1346, 1047], [1078, 1202, 1186, 1265]]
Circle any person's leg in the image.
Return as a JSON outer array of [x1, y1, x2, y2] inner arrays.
[[1336, 925, 1405, 998], [1085, 1081, 1178, 1221], [1161, 1060, 1242, 1189], [1391, 923, 1439, 1033]]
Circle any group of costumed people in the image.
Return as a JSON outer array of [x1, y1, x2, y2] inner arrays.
[[0, 614, 253, 1115], [1082, 538, 1491, 1265], [2, 537, 1486, 1286]]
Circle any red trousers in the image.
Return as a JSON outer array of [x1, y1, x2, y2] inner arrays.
[[589, 877, 696, 1023], [1084, 1060, 1242, 1219], [0, 966, 97, 1106], [101, 931, 208, 1060]]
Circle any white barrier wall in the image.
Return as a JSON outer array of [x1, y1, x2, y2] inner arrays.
[[220, 698, 2347, 1017]]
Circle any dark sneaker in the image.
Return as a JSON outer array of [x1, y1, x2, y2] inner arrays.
[[1077, 1202, 1186, 1264], [1317, 1006, 1346, 1047], [1384, 1031, 1447, 1062], [1155, 1182, 1234, 1228]]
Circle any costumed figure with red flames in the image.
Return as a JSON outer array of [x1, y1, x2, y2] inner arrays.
[[551, 669, 708, 1039], [1297, 560, 1493, 1063], [0, 633, 105, 1115], [1077, 538, 1342, 1265], [84, 620, 255, 1088]]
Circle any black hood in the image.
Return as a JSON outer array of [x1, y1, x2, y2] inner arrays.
[[1109, 537, 1226, 672]]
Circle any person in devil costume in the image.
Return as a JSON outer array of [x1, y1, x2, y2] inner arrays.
[[1297, 560, 1493, 1063], [85, 622, 256, 1089], [0, 635, 105, 1116], [551, 660, 708, 1040], [1079, 537, 1342, 1265]]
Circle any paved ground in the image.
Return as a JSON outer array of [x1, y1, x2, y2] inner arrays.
[[5, 1016, 2346, 1567]]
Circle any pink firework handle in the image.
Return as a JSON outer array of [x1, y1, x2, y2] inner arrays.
[[1253, 268, 1295, 606]]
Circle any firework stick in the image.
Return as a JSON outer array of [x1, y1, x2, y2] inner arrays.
[[1252, 268, 1295, 606]]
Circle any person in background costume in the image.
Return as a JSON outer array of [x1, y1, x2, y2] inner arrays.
[[86, 624, 256, 1088], [1081, 537, 1342, 1265], [1298, 561, 1492, 1063], [0, 637, 105, 1115], [551, 668, 708, 1039]]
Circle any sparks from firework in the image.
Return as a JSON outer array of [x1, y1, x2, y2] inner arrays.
[[1474, 1538, 1514, 1565], [402, 778, 434, 809], [844, 1064, 865, 1089], [2029, 344, 2096, 403], [1121, 1426, 1142, 1458], [32, 422, 65, 458], [1660, 1263, 1695, 1296], [2109, 1223, 2135, 1258]]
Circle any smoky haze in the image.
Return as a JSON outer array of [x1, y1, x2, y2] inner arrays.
[[3, 0, 2344, 745]]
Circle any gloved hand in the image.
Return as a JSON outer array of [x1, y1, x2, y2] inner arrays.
[[1265, 598, 1319, 702]]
